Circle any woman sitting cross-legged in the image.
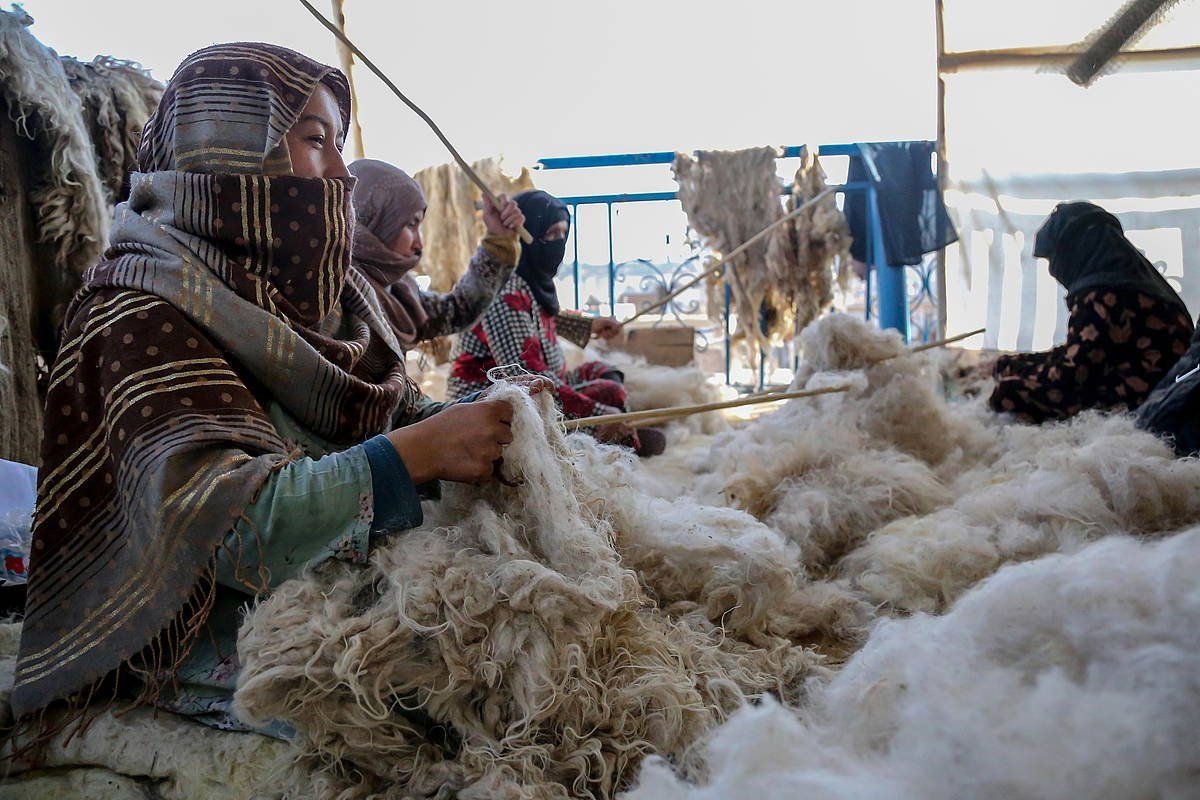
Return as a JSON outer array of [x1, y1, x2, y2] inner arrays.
[[447, 190, 666, 456]]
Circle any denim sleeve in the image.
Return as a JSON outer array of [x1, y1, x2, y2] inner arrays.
[[361, 434, 424, 534]]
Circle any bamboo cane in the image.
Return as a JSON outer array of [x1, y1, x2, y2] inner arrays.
[[561, 384, 851, 431], [298, 0, 534, 244], [618, 186, 837, 328]]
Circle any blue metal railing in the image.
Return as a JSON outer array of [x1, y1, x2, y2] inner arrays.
[[537, 142, 927, 384]]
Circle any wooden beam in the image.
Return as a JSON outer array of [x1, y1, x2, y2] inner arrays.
[[934, 0, 949, 340], [939, 44, 1200, 74]]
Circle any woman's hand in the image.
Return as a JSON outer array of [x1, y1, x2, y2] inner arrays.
[[482, 193, 525, 238], [504, 374, 554, 395], [591, 317, 622, 340], [387, 399, 514, 484]]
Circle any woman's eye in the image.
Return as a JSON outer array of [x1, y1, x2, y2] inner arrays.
[[308, 135, 325, 148]]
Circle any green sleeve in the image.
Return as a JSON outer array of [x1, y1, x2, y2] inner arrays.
[[216, 446, 375, 591]]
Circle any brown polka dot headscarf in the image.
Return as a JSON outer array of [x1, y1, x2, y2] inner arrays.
[[137, 42, 351, 175]]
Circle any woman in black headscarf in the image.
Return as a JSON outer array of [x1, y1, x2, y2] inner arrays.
[[988, 201, 1193, 423], [448, 190, 666, 455]]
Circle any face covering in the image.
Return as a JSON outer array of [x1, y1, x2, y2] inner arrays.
[[513, 190, 571, 315]]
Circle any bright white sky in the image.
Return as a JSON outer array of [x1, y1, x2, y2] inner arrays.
[[23, 0, 1200, 336], [25, 0, 937, 172]]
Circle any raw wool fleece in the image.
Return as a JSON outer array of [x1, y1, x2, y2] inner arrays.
[[845, 411, 1200, 613], [674, 147, 786, 359], [60, 56, 162, 206], [234, 384, 822, 800], [591, 346, 726, 435], [627, 529, 1200, 799], [765, 149, 852, 334], [413, 157, 535, 292], [0, 7, 107, 279], [692, 314, 986, 571], [678, 311, 1200, 618]]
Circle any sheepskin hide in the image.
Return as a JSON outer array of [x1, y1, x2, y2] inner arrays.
[[627, 528, 1200, 799], [61, 56, 162, 206], [766, 149, 852, 334], [0, 8, 107, 280], [234, 384, 825, 799], [413, 157, 535, 293], [673, 147, 784, 359]]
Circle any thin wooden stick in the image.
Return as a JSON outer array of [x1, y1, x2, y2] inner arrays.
[[902, 327, 986, 356], [298, 0, 534, 244], [563, 327, 985, 431], [562, 384, 851, 431], [618, 186, 837, 328]]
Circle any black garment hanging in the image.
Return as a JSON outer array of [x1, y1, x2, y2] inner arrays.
[[844, 141, 958, 266]]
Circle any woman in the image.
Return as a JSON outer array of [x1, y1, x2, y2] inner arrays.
[[447, 190, 666, 455], [988, 201, 1193, 423], [11, 43, 525, 733], [348, 158, 525, 347]]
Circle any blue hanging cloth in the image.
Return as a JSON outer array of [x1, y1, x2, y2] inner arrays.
[[844, 141, 958, 266]]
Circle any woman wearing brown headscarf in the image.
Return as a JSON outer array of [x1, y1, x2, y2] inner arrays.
[[11, 43, 526, 734], [348, 158, 525, 348]]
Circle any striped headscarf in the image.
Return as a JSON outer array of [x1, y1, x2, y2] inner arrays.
[[13, 43, 417, 718]]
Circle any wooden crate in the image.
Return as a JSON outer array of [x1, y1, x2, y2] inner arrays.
[[619, 325, 695, 367]]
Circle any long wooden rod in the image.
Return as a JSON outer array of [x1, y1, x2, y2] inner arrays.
[[562, 384, 851, 431], [618, 186, 837, 328], [563, 327, 985, 430], [905, 326, 985, 355], [298, 0, 533, 244]]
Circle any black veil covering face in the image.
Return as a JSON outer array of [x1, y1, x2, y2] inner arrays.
[[514, 190, 571, 315], [1034, 201, 1188, 316]]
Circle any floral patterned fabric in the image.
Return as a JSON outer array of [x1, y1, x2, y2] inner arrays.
[[989, 288, 1194, 424], [448, 274, 627, 420]]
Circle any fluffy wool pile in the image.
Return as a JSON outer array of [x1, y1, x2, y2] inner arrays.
[[628, 528, 1200, 799], [608, 310, 1200, 794], [590, 347, 726, 435], [413, 157, 536, 293], [234, 385, 832, 799]]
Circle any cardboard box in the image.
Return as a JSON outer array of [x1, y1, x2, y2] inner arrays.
[[619, 325, 695, 367]]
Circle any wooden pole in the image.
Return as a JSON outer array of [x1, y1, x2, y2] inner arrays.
[[561, 327, 985, 431], [934, 0, 949, 341], [298, 0, 534, 244], [618, 186, 837, 328], [329, 0, 366, 160], [562, 384, 851, 431], [905, 326, 985, 355]]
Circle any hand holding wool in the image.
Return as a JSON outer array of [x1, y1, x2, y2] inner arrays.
[[387, 399, 514, 484]]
